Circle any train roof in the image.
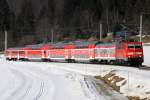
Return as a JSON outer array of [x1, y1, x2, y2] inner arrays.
[[38, 43, 53, 49], [7, 47, 22, 50], [95, 41, 116, 47], [25, 44, 45, 49], [52, 41, 70, 49], [72, 40, 97, 48], [50, 40, 98, 49]]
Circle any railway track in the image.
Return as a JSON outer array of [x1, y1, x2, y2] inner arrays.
[[139, 65, 150, 70], [3, 57, 150, 71]]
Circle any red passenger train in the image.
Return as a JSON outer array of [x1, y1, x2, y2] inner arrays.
[[5, 40, 144, 66]]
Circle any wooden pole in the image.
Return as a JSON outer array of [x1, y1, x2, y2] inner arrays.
[[4, 30, 7, 51], [100, 23, 102, 41], [139, 15, 142, 42]]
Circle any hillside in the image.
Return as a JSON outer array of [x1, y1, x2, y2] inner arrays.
[[1, 0, 150, 50]]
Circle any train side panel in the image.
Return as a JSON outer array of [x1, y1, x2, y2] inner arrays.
[[26, 50, 43, 60], [48, 49, 66, 60], [71, 49, 91, 61], [116, 42, 127, 61], [18, 50, 26, 59], [94, 43, 116, 62]]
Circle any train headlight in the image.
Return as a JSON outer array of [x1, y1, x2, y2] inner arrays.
[[139, 56, 142, 58], [136, 52, 142, 54], [128, 52, 134, 55]]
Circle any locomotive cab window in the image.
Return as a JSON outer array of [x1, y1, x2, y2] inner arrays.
[[128, 44, 142, 49], [135, 45, 142, 48]]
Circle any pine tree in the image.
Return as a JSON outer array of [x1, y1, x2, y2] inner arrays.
[[16, 0, 35, 34], [0, 0, 10, 31]]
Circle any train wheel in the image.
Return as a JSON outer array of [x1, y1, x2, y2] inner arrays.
[[109, 60, 116, 65], [138, 63, 142, 68], [115, 59, 119, 65], [104, 60, 108, 64], [6, 58, 11, 61], [71, 59, 75, 63], [135, 62, 142, 68], [128, 62, 138, 67], [21, 58, 29, 61], [47, 59, 52, 62], [90, 60, 98, 64], [90, 60, 94, 64], [42, 59, 49, 62], [66, 59, 72, 63], [12, 58, 17, 61]]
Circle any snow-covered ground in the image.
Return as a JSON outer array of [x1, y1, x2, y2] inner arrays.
[[0, 45, 149, 100], [0, 61, 91, 100], [0, 56, 128, 100]]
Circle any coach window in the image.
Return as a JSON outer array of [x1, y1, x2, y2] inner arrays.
[[19, 51, 24, 54], [128, 44, 134, 48], [135, 45, 142, 49]]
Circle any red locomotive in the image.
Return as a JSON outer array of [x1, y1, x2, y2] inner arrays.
[[5, 40, 144, 66]]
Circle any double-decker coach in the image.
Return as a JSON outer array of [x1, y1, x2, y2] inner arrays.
[[5, 47, 20, 60], [24, 44, 44, 60], [94, 42, 116, 64], [46, 42, 67, 62], [71, 41, 97, 62], [5, 40, 144, 66]]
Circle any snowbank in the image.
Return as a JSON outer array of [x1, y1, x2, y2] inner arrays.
[[45, 61, 150, 99], [97, 69, 150, 99], [143, 46, 150, 66]]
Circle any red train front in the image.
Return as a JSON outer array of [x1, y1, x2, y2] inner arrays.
[[118, 42, 143, 66]]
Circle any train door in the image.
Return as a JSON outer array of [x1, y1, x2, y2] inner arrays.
[[68, 49, 72, 59], [65, 50, 68, 59], [65, 49, 71, 59]]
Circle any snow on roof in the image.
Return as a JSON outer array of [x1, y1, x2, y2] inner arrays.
[[25, 44, 45, 49], [7, 47, 23, 50], [73, 40, 97, 48]]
